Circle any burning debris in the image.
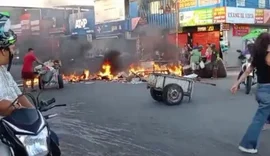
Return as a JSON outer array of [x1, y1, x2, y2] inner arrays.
[[26, 78, 39, 86], [62, 61, 183, 83]]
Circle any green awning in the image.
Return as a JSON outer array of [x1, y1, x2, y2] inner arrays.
[[242, 29, 267, 40], [0, 12, 10, 17]]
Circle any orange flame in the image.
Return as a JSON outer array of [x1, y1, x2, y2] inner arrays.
[[98, 62, 114, 80], [26, 78, 39, 86], [62, 61, 182, 82]]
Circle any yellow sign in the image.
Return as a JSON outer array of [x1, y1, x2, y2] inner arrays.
[[180, 8, 213, 26], [199, 0, 220, 6], [179, 0, 197, 9], [197, 25, 214, 32]]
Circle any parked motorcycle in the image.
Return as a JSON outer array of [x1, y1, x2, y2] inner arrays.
[[35, 60, 64, 90], [236, 49, 246, 63], [0, 92, 66, 156], [237, 50, 257, 94]]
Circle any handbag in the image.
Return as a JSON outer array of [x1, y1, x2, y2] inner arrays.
[[199, 61, 205, 69]]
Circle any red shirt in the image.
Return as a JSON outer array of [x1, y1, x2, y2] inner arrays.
[[22, 52, 36, 72]]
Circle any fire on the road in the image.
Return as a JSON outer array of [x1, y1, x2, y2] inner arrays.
[[62, 61, 183, 82], [26, 78, 39, 86]]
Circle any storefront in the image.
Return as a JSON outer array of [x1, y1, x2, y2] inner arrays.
[[93, 20, 130, 52], [180, 7, 270, 67], [221, 7, 268, 67], [92, 0, 131, 52], [182, 25, 221, 56], [180, 8, 222, 56]]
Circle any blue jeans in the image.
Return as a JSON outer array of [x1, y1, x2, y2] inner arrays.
[[240, 83, 270, 149]]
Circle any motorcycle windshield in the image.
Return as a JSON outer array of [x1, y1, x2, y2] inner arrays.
[[3, 108, 41, 133]]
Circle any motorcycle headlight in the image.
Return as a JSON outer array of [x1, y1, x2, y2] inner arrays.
[[16, 127, 49, 156]]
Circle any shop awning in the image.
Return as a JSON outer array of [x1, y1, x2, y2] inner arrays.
[[242, 29, 267, 40]]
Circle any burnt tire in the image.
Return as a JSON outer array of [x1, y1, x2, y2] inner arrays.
[[150, 88, 163, 102], [162, 84, 184, 106], [58, 74, 64, 89]]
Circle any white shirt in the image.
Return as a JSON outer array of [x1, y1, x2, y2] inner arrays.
[[0, 66, 21, 102]]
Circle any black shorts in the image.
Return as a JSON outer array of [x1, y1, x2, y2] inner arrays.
[[21, 72, 37, 80]]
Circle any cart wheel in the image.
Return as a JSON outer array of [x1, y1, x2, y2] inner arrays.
[[163, 84, 184, 106], [58, 74, 64, 89], [150, 88, 163, 102], [188, 96, 192, 102], [38, 76, 44, 90]]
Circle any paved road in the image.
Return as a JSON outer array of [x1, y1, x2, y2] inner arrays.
[[10, 64, 22, 81], [9, 65, 270, 155], [26, 76, 268, 156]]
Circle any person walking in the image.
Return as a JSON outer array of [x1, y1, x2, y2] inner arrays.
[[231, 32, 270, 154]]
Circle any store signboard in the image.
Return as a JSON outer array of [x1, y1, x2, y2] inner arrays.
[[232, 25, 250, 36], [197, 25, 214, 32], [226, 7, 255, 24], [69, 11, 95, 35], [255, 9, 264, 24], [199, 0, 220, 6], [95, 0, 125, 24], [213, 7, 226, 23], [179, 0, 197, 9], [179, 8, 213, 26], [95, 20, 126, 37], [263, 9, 270, 24], [179, 0, 222, 11]]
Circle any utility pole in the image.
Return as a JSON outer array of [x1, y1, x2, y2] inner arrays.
[[174, 0, 179, 48], [174, 0, 180, 66]]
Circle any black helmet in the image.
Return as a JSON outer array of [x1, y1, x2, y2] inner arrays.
[[0, 12, 17, 71], [0, 29, 17, 48], [0, 12, 17, 48]]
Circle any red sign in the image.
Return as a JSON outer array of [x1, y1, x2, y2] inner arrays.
[[255, 9, 264, 24], [220, 23, 230, 31], [232, 25, 250, 36], [213, 7, 226, 23]]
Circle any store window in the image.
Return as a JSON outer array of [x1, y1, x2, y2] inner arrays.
[[149, 0, 174, 14], [258, 0, 265, 8], [236, 0, 245, 6], [149, 1, 163, 14]]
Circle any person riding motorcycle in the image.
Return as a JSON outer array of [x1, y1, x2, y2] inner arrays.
[[0, 13, 34, 155], [237, 43, 254, 81]]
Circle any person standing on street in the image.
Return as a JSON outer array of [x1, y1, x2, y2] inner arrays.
[[211, 44, 219, 78], [21, 48, 43, 92], [231, 32, 270, 154], [205, 43, 212, 61], [190, 45, 202, 73]]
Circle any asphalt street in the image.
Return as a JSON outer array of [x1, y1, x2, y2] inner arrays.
[[10, 65, 270, 156]]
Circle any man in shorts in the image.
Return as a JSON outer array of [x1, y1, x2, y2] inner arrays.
[[21, 48, 43, 92]]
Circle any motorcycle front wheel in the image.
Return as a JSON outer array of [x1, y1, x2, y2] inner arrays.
[[245, 76, 252, 94]]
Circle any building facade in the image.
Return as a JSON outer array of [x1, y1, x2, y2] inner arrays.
[[131, 0, 270, 67]]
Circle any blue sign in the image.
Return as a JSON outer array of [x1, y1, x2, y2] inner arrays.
[[95, 21, 126, 37], [69, 10, 95, 35]]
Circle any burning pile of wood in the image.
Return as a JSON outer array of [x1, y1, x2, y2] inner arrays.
[[62, 61, 183, 83]]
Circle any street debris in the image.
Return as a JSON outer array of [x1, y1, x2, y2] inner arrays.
[[62, 61, 182, 84]]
